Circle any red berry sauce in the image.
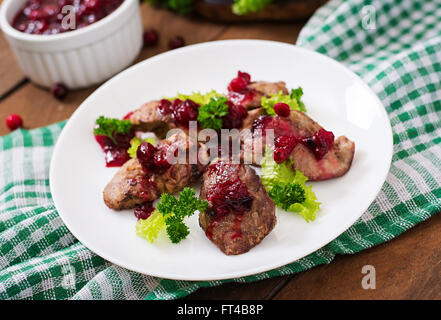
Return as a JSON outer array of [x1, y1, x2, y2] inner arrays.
[[301, 128, 335, 160], [157, 98, 199, 128], [205, 161, 254, 240], [222, 101, 247, 129], [136, 141, 172, 174], [251, 115, 335, 162], [134, 202, 155, 220], [12, 0, 124, 35], [227, 71, 258, 108], [95, 130, 134, 167]]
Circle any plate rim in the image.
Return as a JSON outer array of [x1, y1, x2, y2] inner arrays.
[[49, 39, 393, 280]]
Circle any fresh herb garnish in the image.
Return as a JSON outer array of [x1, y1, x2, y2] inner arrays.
[[261, 87, 307, 116], [165, 90, 224, 105], [93, 116, 132, 144], [269, 182, 306, 211], [260, 148, 320, 222], [197, 97, 229, 130], [136, 188, 209, 244]]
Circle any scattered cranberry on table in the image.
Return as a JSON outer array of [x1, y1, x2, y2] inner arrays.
[[274, 102, 291, 117], [143, 29, 159, 46], [168, 36, 185, 50], [51, 83, 69, 100], [5, 114, 23, 131]]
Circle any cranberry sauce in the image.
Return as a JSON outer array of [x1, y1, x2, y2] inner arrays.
[[12, 0, 124, 35], [157, 99, 199, 128], [134, 202, 155, 220], [205, 161, 254, 240], [136, 141, 172, 174], [301, 128, 335, 160], [251, 115, 335, 163], [95, 130, 134, 167], [227, 71, 258, 108], [222, 101, 247, 129]]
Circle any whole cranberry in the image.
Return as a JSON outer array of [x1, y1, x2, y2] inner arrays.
[[137, 142, 156, 171], [228, 76, 248, 92], [222, 103, 247, 129], [5, 114, 23, 131], [51, 83, 69, 100], [311, 128, 335, 159], [153, 149, 171, 168], [274, 102, 291, 117], [173, 99, 199, 126], [168, 36, 185, 50], [237, 71, 251, 83], [143, 29, 159, 46], [157, 99, 172, 115]]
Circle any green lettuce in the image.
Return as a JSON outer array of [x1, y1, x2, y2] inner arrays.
[[135, 210, 166, 243], [261, 87, 307, 115], [165, 90, 224, 105], [232, 0, 273, 15], [260, 148, 320, 222], [127, 137, 156, 158]]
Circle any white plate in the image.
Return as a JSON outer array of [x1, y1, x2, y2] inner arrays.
[[50, 40, 393, 281]]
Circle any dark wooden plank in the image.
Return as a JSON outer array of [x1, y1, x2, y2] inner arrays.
[[274, 212, 441, 299], [216, 21, 304, 43], [0, 82, 97, 135], [136, 4, 227, 61], [186, 276, 291, 300], [0, 31, 25, 98]]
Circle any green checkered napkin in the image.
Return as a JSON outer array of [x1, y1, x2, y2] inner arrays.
[[1, 0, 440, 300]]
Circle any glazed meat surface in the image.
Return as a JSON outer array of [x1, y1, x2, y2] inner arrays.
[[241, 110, 355, 181], [128, 100, 175, 139], [103, 133, 208, 210], [234, 81, 289, 110], [199, 159, 276, 255]]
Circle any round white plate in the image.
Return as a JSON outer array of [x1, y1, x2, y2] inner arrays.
[[50, 40, 392, 281]]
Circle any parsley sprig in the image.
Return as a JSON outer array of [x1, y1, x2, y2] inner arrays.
[[269, 183, 306, 211], [93, 116, 132, 144], [136, 188, 208, 244], [197, 97, 229, 130]]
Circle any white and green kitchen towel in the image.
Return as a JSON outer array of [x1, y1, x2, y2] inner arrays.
[[1, 0, 440, 299]]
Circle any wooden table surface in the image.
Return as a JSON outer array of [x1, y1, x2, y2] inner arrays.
[[1, 4, 440, 300]]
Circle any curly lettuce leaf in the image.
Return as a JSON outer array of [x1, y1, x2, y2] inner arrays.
[[261, 148, 320, 222], [261, 87, 307, 115], [165, 90, 224, 105], [135, 210, 166, 243], [232, 0, 272, 15], [127, 137, 156, 158]]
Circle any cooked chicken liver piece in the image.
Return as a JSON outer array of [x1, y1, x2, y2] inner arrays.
[[199, 158, 276, 255]]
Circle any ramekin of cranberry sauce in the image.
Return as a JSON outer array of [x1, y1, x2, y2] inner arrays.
[[0, 0, 143, 88], [12, 0, 124, 35]]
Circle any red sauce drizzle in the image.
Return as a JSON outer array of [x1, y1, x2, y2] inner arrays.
[[251, 115, 335, 162], [95, 130, 134, 167], [205, 161, 254, 240]]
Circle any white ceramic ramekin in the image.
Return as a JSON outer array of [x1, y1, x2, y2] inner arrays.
[[0, 0, 143, 89]]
